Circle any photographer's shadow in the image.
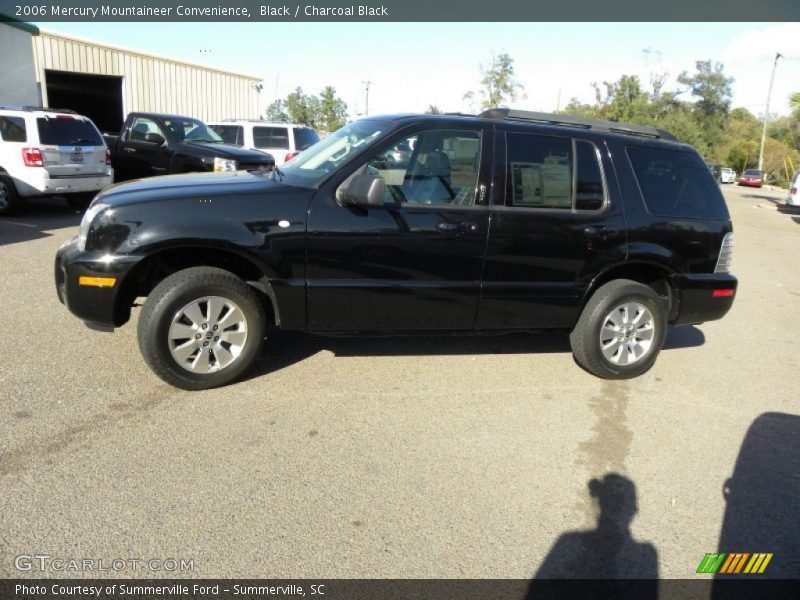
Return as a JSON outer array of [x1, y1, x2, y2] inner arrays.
[[529, 473, 658, 598]]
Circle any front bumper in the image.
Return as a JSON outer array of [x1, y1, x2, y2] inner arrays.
[[672, 273, 737, 325], [55, 237, 143, 330]]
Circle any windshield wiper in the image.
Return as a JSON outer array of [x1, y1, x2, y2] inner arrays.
[[68, 138, 96, 145]]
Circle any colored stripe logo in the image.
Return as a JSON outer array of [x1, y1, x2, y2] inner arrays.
[[697, 553, 773, 574]]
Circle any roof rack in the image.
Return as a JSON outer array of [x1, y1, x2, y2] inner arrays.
[[0, 105, 78, 115], [478, 108, 677, 142]]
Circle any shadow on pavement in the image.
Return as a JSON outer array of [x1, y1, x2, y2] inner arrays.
[[711, 412, 800, 590], [245, 325, 704, 381], [528, 473, 658, 598], [0, 197, 82, 247]]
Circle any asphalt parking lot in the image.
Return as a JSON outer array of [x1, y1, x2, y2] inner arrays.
[[1, 184, 799, 580]]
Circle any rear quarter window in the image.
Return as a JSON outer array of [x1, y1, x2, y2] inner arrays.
[[0, 116, 27, 142], [627, 145, 729, 220], [253, 126, 290, 150]]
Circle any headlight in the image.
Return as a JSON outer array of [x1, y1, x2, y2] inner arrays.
[[214, 157, 237, 172], [78, 202, 109, 251]]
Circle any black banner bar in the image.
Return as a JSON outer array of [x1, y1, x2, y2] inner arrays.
[[3, 579, 800, 600], [1, 0, 799, 22]]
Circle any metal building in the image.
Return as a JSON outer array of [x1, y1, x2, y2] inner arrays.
[[26, 29, 262, 133]]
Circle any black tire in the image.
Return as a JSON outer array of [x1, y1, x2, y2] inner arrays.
[[66, 193, 95, 211], [570, 279, 668, 379], [137, 267, 266, 390], [0, 175, 23, 216]]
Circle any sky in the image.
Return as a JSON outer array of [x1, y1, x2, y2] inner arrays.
[[33, 21, 800, 120]]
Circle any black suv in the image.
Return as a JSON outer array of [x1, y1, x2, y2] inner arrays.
[[55, 109, 736, 390]]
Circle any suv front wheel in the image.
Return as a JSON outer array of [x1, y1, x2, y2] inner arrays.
[[137, 267, 266, 390], [570, 279, 667, 379]]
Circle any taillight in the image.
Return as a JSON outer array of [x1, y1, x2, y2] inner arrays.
[[284, 151, 300, 163], [105, 149, 112, 166], [714, 232, 733, 274], [22, 147, 43, 167], [713, 289, 735, 298]]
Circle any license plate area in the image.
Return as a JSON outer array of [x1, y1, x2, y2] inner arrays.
[[69, 152, 85, 163]]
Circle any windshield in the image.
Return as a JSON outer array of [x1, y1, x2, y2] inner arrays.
[[279, 119, 389, 187], [162, 117, 223, 143]]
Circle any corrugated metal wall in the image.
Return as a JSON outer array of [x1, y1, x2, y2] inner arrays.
[[32, 31, 261, 121]]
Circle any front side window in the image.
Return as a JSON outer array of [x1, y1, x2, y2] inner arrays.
[[0, 116, 27, 142], [363, 129, 482, 206], [627, 145, 729, 219], [253, 126, 290, 150], [128, 117, 164, 142]]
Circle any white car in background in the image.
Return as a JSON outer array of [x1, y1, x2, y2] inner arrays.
[[720, 167, 736, 184], [787, 172, 800, 207], [0, 106, 113, 214], [208, 120, 320, 165]]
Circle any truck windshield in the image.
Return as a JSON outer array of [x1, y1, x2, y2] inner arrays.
[[279, 119, 388, 187], [162, 117, 223, 143]]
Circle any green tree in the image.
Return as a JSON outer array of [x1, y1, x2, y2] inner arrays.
[[677, 60, 734, 118], [463, 52, 525, 110], [425, 105, 443, 115], [265, 99, 288, 121], [285, 87, 320, 128], [317, 86, 348, 132]]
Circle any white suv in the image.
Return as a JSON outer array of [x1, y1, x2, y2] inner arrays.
[[208, 120, 321, 165], [0, 106, 113, 215]]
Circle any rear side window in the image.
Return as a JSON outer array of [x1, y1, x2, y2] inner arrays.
[[505, 133, 606, 211], [253, 126, 290, 150], [0, 116, 27, 142], [210, 125, 243, 146], [293, 127, 320, 151], [627, 146, 728, 219], [36, 117, 103, 146]]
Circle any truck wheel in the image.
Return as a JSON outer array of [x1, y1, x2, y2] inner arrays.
[[0, 175, 23, 215], [570, 279, 667, 379], [137, 267, 265, 390]]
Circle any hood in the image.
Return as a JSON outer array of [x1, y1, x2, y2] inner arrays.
[[95, 171, 303, 208], [184, 141, 274, 163]]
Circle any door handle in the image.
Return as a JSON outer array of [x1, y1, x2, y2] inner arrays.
[[123, 147, 137, 153], [583, 225, 616, 239], [436, 221, 459, 233]]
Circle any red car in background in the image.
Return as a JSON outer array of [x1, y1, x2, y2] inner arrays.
[[739, 169, 765, 188]]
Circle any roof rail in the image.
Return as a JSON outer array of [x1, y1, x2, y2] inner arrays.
[[478, 108, 677, 142], [0, 105, 78, 115]]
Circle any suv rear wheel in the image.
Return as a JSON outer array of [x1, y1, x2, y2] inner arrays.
[[570, 279, 667, 379], [0, 175, 22, 215], [137, 267, 266, 390]]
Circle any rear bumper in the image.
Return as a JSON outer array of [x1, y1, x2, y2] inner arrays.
[[672, 273, 737, 325], [738, 180, 762, 188], [55, 236, 143, 330], [15, 171, 113, 198]]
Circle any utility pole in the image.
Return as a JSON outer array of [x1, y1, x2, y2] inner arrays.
[[362, 79, 373, 116], [758, 52, 783, 172]]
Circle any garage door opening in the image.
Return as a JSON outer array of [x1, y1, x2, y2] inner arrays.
[[44, 70, 123, 134]]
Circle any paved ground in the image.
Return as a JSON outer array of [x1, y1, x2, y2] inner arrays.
[[1, 185, 799, 580]]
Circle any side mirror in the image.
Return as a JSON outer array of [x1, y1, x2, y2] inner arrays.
[[145, 132, 165, 145], [337, 174, 385, 207]]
